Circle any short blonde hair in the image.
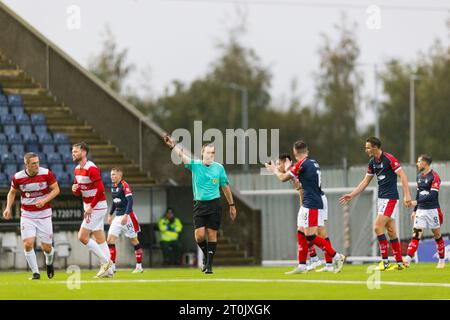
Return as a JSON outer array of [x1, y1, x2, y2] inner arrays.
[[24, 152, 39, 164]]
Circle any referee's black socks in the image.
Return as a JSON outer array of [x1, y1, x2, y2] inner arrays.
[[207, 242, 217, 267], [197, 240, 208, 263]]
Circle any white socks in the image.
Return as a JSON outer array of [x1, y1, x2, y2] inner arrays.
[[44, 247, 54, 265], [24, 249, 39, 274], [99, 241, 111, 261], [85, 239, 109, 264]]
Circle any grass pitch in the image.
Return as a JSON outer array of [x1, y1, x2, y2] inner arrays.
[[0, 263, 449, 300]]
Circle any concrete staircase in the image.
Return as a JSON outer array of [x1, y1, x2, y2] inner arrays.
[[214, 235, 256, 266], [0, 53, 155, 187]]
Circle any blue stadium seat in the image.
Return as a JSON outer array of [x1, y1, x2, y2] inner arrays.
[[19, 125, 33, 136], [3, 125, 16, 135], [0, 94, 8, 107], [11, 144, 24, 158], [65, 164, 76, 174], [0, 106, 9, 115], [25, 142, 40, 153], [0, 173, 9, 187], [36, 153, 47, 163], [11, 106, 25, 116], [47, 152, 62, 164], [42, 144, 55, 154], [4, 164, 18, 177], [57, 144, 71, 154], [0, 144, 8, 154], [0, 133, 7, 143], [0, 114, 15, 125], [1, 153, 16, 163], [15, 114, 30, 125], [53, 133, 69, 144], [38, 133, 53, 144], [30, 113, 46, 125], [55, 172, 71, 187], [34, 125, 47, 135], [49, 164, 64, 174], [7, 133, 22, 144], [22, 133, 38, 144], [8, 95, 23, 107]]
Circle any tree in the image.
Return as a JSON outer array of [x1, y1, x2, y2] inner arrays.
[[88, 25, 135, 95], [313, 15, 363, 165]]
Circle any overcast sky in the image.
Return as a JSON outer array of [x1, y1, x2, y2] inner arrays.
[[2, 0, 449, 127]]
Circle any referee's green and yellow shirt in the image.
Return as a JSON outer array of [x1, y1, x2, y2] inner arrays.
[[185, 159, 229, 201]]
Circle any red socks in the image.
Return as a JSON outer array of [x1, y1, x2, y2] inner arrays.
[[297, 231, 308, 264], [108, 244, 116, 263], [436, 237, 445, 259], [306, 235, 336, 257], [407, 238, 420, 258], [390, 238, 403, 262], [377, 234, 389, 260]]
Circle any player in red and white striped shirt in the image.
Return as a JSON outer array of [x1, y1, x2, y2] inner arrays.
[[72, 142, 112, 278], [2, 153, 60, 280]]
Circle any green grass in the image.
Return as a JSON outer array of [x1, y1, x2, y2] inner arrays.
[[0, 263, 449, 300]]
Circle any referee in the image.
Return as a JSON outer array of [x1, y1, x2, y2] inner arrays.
[[164, 134, 237, 274]]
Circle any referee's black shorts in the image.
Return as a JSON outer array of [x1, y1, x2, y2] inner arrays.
[[193, 198, 222, 230]]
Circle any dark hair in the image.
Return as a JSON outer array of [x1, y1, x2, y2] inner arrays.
[[73, 141, 89, 155], [419, 154, 432, 165], [278, 153, 292, 161], [293, 140, 308, 153], [366, 137, 381, 148], [166, 207, 175, 213]]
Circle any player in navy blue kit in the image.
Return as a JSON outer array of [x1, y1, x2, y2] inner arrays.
[[266, 140, 346, 274], [340, 137, 412, 271], [107, 168, 143, 274], [404, 154, 445, 269]]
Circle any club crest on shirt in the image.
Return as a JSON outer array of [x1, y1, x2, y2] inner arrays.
[[212, 178, 217, 185], [25, 192, 31, 198]]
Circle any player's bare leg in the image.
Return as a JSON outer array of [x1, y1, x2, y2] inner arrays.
[[432, 228, 446, 269], [305, 226, 345, 273], [130, 237, 144, 273], [41, 242, 55, 278], [78, 228, 112, 277], [195, 227, 208, 272], [107, 234, 118, 274], [23, 237, 40, 280]]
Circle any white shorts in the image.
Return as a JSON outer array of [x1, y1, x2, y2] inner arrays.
[[319, 194, 328, 223], [81, 208, 107, 231], [297, 207, 324, 228], [414, 208, 443, 230], [20, 214, 53, 244], [108, 212, 141, 239], [377, 198, 399, 219]]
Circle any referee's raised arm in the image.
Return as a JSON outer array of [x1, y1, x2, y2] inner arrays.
[[163, 134, 191, 164]]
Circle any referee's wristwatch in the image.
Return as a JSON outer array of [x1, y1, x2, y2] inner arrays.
[[229, 203, 235, 207]]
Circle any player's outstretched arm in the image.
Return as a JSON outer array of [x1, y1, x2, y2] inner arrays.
[[339, 174, 373, 205], [265, 161, 292, 182], [2, 187, 17, 220], [163, 134, 191, 164], [396, 168, 412, 207]]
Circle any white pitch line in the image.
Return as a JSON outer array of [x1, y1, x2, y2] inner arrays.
[[45, 278, 450, 288]]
